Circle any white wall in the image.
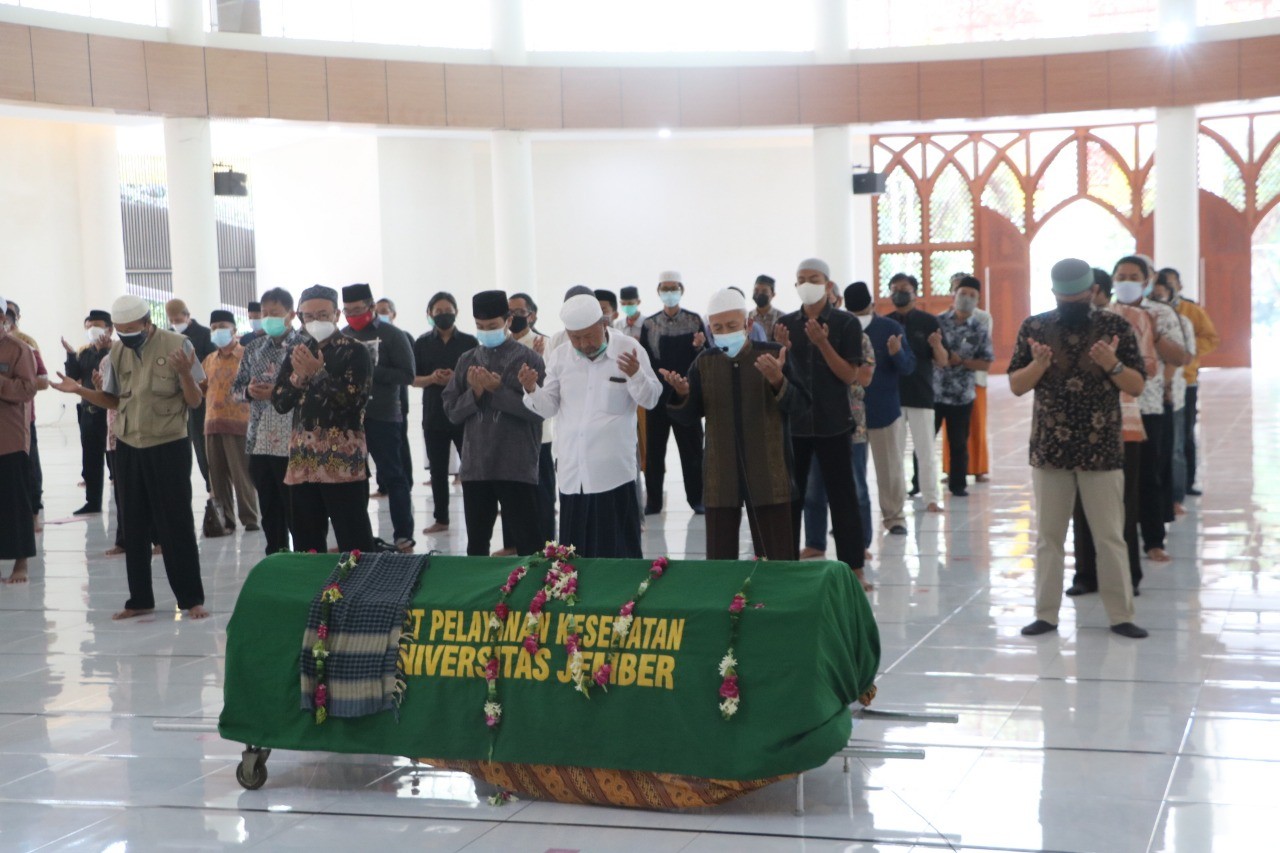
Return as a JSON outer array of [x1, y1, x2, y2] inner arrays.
[[530, 136, 817, 322], [376, 136, 495, 329], [251, 134, 385, 298], [0, 119, 128, 407]]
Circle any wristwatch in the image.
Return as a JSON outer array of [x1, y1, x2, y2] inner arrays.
[[1108, 360, 1125, 376]]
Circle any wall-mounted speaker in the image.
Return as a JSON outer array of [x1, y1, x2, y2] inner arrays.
[[852, 172, 887, 195], [214, 170, 248, 197]]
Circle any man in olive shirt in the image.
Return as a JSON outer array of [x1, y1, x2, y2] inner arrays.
[[52, 294, 209, 620]]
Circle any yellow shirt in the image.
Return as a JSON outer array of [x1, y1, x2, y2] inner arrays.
[[1176, 300, 1219, 385]]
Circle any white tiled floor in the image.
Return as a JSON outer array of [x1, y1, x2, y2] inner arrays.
[[1, 367, 1276, 852]]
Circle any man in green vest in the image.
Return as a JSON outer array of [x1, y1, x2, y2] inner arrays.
[[52, 294, 209, 620]]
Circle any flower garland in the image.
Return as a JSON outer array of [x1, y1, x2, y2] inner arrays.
[[310, 549, 361, 725], [717, 567, 760, 721], [592, 556, 669, 694]]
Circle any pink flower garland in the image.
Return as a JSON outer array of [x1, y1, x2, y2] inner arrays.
[[591, 556, 669, 695], [310, 549, 361, 725], [718, 568, 758, 721]]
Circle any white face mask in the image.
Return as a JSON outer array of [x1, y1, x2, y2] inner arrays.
[[797, 283, 828, 306], [1113, 280, 1144, 304], [86, 327, 108, 344], [856, 312, 873, 329], [306, 321, 337, 342], [171, 321, 189, 334]]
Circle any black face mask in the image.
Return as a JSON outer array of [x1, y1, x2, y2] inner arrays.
[[1057, 300, 1093, 327], [432, 313, 456, 331], [890, 290, 913, 308], [753, 292, 770, 308], [509, 315, 529, 334], [119, 327, 149, 353]]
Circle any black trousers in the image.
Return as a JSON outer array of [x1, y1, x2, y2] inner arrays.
[[463, 480, 540, 557], [424, 424, 464, 524], [0, 452, 36, 560], [1138, 412, 1166, 552], [1185, 385, 1199, 490], [26, 422, 42, 513], [249, 455, 292, 555], [290, 480, 373, 554], [644, 403, 704, 511], [934, 402, 973, 495], [791, 433, 864, 569], [80, 408, 109, 510], [559, 481, 642, 558], [188, 403, 210, 492], [707, 501, 795, 562], [504, 443, 557, 545], [366, 418, 413, 542], [399, 419, 413, 491], [1073, 442, 1143, 591], [116, 439, 204, 611]]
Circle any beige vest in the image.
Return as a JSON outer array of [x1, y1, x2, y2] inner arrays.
[[110, 328, 191, 449]]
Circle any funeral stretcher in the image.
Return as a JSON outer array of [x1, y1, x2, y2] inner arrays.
[[217, 553, 881, 807]]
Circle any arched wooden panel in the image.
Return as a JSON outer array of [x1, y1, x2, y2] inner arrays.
[[978, 207, 1031, 372], [1199, 190, 1252, 368]]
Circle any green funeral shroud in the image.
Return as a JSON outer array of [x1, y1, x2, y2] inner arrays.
[[218, 553, 880, 781]]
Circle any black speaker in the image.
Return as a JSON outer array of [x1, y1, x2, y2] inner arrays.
[[852, 172, 887, 195], [214, 170, 248, 196]]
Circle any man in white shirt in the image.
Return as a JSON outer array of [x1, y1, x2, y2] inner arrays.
[[520, 294, 661, 557]]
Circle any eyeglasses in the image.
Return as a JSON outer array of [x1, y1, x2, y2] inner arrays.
[[298, 312, 335, 323], [510, 309, 531, 318]]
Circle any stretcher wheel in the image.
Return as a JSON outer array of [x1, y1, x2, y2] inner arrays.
[[236, 747, 270, 790]]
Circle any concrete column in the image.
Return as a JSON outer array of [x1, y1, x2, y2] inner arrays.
[[167, 0, 205, 44], [813, 126, 855, 284], [76, 125, 128, 312], [851, 130, 875, 282], [490, 0, 526, 64], [1154, 107, 1200, 298], [164, 117, 221, 319], [490, 131, 538, 300], [813, 0, 848, 63]]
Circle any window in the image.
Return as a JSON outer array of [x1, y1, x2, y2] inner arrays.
[[848, 0, 1156, 49], [1, 0, 167, 25], [251, 0, 489, 48], [523, 0, 812, 52]]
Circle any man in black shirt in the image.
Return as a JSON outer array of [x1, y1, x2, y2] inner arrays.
[[413, 292, 478, 535], [167, 298, 215, 493], [774, 258, 868, 587], [375, 297, 417, 498], [887, 274, 949, 513], [62, 310, 114, 515]]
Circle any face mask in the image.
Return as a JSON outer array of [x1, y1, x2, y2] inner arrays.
[[306, 321, 337, 342], [249, 318, 263, 332], [262, 316, 288, 337], [1057, 300, 1093, 327], [797, 283, 828, 306], [622, 304, 640, 317], [432, 313, 455, 331], [171, 321, 188, 334], [576, 339, 608, 360], [118, 328, 147, 352], [856, 312, 873, 329], [955, 294, 978, 314], [753, 293, 770, 308], [86, 327, 107, 344], [377, 313, 394, 325], [347, 310, 374, 332], [476, 328, 506, 348], [717, 330, 747, 358], [890, 290, 913, 308], [510, 315, 529, 334], [211, 328, 235, 348], [659, 291, 682, 308], [1113, 280, 1144, 304]]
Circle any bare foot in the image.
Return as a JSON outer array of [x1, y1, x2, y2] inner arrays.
[[33, 514, 43, 533], [854, 569, 873, 592], [491, 548, 517, 557], [865, 549, 873, 561], [926, 503, 944, 513], [423, 522, 449, 534], [186, 605, 211, 620], [1174, 503, 1187, 517], [799, 547, 826, 560], [3, 561, 28, 584], [975, 474, 989, 483], [1146, 548, 1173, 563], [152, 545, 162, 555], [105, 545, 125, 556], [112, 607, 154, 620]]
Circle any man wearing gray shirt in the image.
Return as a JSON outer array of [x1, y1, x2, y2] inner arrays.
[[443, 290, 546, 557], [342, 283, 417, 552]]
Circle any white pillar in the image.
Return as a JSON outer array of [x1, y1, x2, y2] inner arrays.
[[813, 0, 848, 63], [490, 131, 538, 299], [851, 131, 875, 282], [76, 125, 128, 311], [164, 117, 221, 319], [813, 126, 855, 284], [491, 0, 526, 64], [167, 0, 205, 44], [1154, 107, 1200, 298]]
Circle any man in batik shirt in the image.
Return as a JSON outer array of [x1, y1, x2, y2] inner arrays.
[[272, 284, 373, 554]]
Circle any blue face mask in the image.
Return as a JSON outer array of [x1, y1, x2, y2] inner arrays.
[[211, 328, 235, 348], [476, 328, 507, 349], [717, 330, 747, 358], [659, 291, 681, 308]]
